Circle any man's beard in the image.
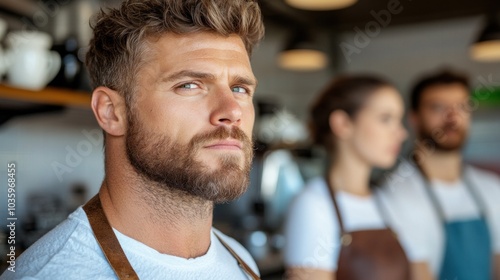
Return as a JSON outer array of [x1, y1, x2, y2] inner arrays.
[[418, 122, 468, 152], [125, 111, 253, 203]]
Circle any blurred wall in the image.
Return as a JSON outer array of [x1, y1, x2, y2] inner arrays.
[[252, 22, 333, 120], [0, 109, 103, 225]]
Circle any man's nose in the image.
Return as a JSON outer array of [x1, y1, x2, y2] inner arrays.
[[444, 106, 462, 121], [209, 88, 243, 127]]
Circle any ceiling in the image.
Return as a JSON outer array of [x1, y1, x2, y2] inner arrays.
[[259, 0, 495, 31], [0, 0, 495, 32]]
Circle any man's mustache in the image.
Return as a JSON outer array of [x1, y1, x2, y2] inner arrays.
[[190, 127, 253, 149], [441, 123, 462, 132]]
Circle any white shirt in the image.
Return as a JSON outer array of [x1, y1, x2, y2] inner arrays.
[[0, 208, 259, 280], [283, 177, 386, 271], [379, 162, 500, 276]]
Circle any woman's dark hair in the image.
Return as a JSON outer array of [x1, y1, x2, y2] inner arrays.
[[310, 75, 392, 153]]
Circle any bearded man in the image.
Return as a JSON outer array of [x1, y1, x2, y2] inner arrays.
[[1, 0, 264, 279], [381, 70, 500, 280]]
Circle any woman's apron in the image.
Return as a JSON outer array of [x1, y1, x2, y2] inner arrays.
[[326, 179, 411, 280], [416, 166, 492, 280]]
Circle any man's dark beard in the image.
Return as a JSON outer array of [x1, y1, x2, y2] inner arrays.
[[125, 111, 253, 203], [418, 122, 468, 152]]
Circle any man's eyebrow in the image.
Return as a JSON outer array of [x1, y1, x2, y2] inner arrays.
[[162, 70, 216, 83], [161, 70, 257, 87], [234, 75, 258, 88]]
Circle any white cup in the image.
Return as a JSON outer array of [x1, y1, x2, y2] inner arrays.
[[4, 30, 61, 90]]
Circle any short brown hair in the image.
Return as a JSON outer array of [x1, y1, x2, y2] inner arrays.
[[85, 0, 264, 102], [410, 69, 470, 112], [310, 75, 392, 153]]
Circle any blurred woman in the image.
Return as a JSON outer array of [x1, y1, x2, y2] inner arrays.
[[284, 75, 409, 280]]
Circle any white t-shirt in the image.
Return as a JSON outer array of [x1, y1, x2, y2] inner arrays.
[[0, 208, 259, 280], [380, 162, 500, 276], [283, 177, 386, 271]]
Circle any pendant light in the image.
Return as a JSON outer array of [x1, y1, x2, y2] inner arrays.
[[285, 0, 357, 11], [278, 29, 328, 71], [471, 0, 500, 62], [471, 18, 500, 62]]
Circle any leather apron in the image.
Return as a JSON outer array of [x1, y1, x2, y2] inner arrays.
[[326, 180, 410, 280], [83, 195, 260, 280], [416, 165, 492, 280]]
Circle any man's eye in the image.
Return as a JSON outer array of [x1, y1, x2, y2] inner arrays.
[[431, 104, 445, 112], [179, 83, 199, 89], [232, 86, 249, 94]]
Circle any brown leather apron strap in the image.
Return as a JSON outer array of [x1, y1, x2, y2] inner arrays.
[[83, 195, 140, 280], [214, 232, 261, 280], [325, 178, 346, 234], [83, 194, 259, 280], [325, 177, 355, 246]]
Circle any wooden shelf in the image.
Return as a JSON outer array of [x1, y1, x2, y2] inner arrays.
[[0, 84, 91, 109]]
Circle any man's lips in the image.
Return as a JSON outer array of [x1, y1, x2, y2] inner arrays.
[[441, 128, 462, 136], [204, 139, 243, 150]]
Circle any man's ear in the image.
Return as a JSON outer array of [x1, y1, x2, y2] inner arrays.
[[91, 86, 127, 137], [329, 110, 353, 140]]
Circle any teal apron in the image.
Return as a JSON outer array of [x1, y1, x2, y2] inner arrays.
[[419, 168, 492, 280]]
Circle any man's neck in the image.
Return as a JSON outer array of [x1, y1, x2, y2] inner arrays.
[[417, 148, 463, 183], [97, 168, 214, 259]]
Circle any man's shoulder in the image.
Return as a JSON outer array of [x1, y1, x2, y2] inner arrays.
[[379, 161, 424, 196], [466, 165, 500, 208], [1, 208, 111, 280], [467, 165, 500, 186], [212, 228, 259, 276]]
